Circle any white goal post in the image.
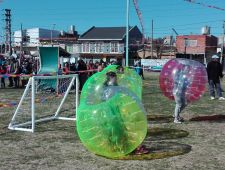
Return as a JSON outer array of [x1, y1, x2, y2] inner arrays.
[[8, 74, 79, 133]]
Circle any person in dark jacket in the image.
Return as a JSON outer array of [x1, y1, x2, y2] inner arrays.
[[207, 55, 225, 100], [77, 59, 87, 91], [13, 61, 22, 88], [8, 59, 15, 87]]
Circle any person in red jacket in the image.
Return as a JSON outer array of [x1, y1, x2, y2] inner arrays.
[[0, 63, 7, 88], [63, 63, 70, 75]]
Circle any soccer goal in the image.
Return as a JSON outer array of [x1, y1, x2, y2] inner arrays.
[[8, 74, 79, 133]]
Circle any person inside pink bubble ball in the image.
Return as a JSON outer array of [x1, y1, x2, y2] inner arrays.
[[160, 58, 208, 123]]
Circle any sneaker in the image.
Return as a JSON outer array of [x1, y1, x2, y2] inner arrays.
[[174, 119, 182, 124], [219, 97, 225, 100], [210, 96, 215, 100], [134, 145, 149, 155]]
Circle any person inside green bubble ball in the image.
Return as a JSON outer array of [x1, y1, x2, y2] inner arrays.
[[103, 71, 149, 155]]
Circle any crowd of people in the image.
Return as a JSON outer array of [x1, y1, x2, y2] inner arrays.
[[0, 57, 35, 88], [0, 56, 138, 89]]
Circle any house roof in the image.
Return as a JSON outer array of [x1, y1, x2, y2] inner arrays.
[[79, 26, 134, 40]]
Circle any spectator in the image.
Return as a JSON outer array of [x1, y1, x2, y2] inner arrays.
[[70, 63, 76, 72], [26, 59, 33, 74], [140, 65, 145, 80], [8, 58, 15, 87], [0, 63, 7, 88], [135, 62, 142, 77], [97, 62, 104, 72], [14, 61, 22, 88], [63, 63, 70, 75], [87, 60, 95, 76], [58, 64, 63, 75], [207, 55, 225, 100], [77, 59, 88, 91]]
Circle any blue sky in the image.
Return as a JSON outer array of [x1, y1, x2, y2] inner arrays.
[[0, 0, 224, 42]]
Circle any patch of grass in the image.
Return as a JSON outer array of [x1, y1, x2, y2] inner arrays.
[[143, 72, 225, 117], [0, 72, 225, 169]]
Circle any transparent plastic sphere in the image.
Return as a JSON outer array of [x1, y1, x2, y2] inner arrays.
[[102, 65, 143, 99], [77, 67, 147, 158], [159, 58, 208, 103], [80, 65, 143, 103]]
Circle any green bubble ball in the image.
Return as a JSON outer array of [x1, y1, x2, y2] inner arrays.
[[76, 66, 147, 158]]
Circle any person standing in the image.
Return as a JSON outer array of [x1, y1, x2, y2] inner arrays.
[[207, 55, 225, 100], [173, 65, 190, 123], [87, 60, 94, 76], [13, 61, 21, 88], [8, 59, 15, 87], [0, 63, 7, 88], [77, 59, 87, 91]]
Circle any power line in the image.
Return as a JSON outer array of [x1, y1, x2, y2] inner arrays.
[[184, 0, 225, 11]]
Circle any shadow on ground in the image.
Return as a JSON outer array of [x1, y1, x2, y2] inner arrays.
[[116, 141, 191, 160], [189, 114, 225, 122], [114, 127, 191, 160], [147, 114, 173, 123]]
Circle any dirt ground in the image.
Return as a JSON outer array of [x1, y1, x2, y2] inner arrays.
[[0, 72, 225, 170]]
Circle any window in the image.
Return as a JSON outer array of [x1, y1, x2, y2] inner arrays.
[[184, 39, 197, 47], [23, 36, 30, 43], [110, 42, 119, 53], [82, 43, 90, 53], [95, 42, 104, 53]]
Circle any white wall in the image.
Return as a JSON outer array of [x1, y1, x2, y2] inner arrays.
[[218, 35, 225, 46], [141, 59, 170, 67], [14, 30, 22, 45], [13, 28, 60, 46], [27, 28, 39, 44]]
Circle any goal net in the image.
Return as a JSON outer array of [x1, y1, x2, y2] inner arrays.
[[8, 74, 79, 132]]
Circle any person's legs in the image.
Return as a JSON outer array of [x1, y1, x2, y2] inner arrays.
[[173, 93, 186, 123], [17, 77, 20, 88], [8, 77, 13, 87], [209, 80, 215, 99], [215, 81, 225, 100], [1, 78, 5, 88], [13, 77, 17, 87], [174, 103, 180, 118], [14, 77, 20, 88], [215, 82, 223, 97], [174, 96, 182, 123]]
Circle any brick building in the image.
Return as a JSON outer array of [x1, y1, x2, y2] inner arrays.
[[176, 35, 218, 64]]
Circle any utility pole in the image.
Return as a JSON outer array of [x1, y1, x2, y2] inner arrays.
[[51, 24, 56, 46], [4, 9, 12, 55], [222, 21, 225, 71], [221, 21, 225, 64], [151, 19, 153, 58], [20, 23, 23, 64], [125, 0, 130, 67]]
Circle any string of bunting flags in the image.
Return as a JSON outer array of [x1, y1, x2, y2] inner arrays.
[[184, 0, 225, 11]]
